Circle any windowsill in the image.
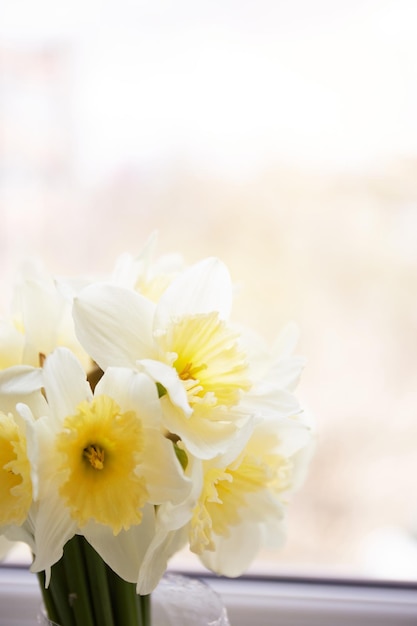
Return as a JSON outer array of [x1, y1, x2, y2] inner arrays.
[[1, 565, 417, 626]]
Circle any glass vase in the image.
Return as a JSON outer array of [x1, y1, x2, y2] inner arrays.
[[38, 573, 230, 626]]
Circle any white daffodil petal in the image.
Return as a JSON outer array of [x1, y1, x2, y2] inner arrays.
[[141, 430, 192, 505], [112, 234, 184, 301], [31, 496, 78, 584], [241, 386, 301, 420], [200, 522, 263, 578], [111, 252, 146, 290], [137, 525, 189, 595], [251, 416, 311, 459], [244, 490, 285, 522], [238, 326, 272, 379], [0, 366, 43, 395], [0, 407, 34, 533], [16, 403, 40, 500], [138, 359, 191, 415], [95, 367, 161, 428], [0, 389, 47, 420], [111, 232, 157, 289], [156, 498, 195, 534], [25, 413, 60, 501], [275, 419, 312, 458], [211, 417, 257, 469], [156, 454, 203, 533], [43, 349, 92, 423], [15, 391, 49, 425], [19, 277, 65, 365], [73, 283, 156, 369], [0, 321, 24, 369], [154, 258, 232, 329], [83, 504, 156, 584], [0, 366, 46, 422], [161, 400, 247, 460]]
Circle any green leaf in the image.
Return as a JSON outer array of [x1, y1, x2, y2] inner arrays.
[[174, 442, 188, 470], [156, 382, 167, 398]]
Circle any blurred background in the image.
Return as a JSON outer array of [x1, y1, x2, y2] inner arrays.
[[1, 0, 417, 582]]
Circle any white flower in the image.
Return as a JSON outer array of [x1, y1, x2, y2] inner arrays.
[[0, 367, 46, 553], [0, 248, 313, 595], [239, 322, 306, 421], [74, 258, 254, 459], [112, 232, 185, 301], [0, 321, 24, 370], [0, 409, 33, 529], [0, 259, 90, 372], [23, 348, 191, 587], [188, 412, 313, 577]]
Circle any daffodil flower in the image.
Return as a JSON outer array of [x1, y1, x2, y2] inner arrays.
[[73, 258, 254, 459], [0, 259, 90, 372], [0, 321, 24, 370], [239, 321, 306, 421], [0, 409, 33, 529], [0, 368, 46, 553], [188, 413, 313, 577], [0, 248, 314, 621], [22, 348, 191, 587], [111, 231, 185, 301]]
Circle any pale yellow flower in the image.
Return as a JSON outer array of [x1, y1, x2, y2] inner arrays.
[[0, 259, 90, 372], [189, 414, 313, 577], [112, 232, 185, 302], [27, 348, 191, 587], [74, 257, 253, 459], [0, 411, 32, 527]]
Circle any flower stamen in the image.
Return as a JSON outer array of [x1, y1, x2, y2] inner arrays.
[[159, 312, 251, 408], [83, 444, 105, 470], [178, 362, 208, 381]]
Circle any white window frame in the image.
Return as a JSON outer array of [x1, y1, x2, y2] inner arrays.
[[1, 566, 417, 626]]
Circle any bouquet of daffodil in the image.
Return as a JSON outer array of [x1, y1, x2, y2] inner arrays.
[[0, 237, 313, 626]]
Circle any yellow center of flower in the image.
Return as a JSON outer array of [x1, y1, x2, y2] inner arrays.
[[56, 395, 149, 534], [159, 312, 251, 408], [83, 444, 105, 470], [0, 412, 32, 526], [190, 452, 292, 554]]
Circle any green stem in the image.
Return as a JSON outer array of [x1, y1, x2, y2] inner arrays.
[[38, 537, 151, 626], [106, 563, 143, 626], [62, 536, 95, 626], [37, 571, 60, 625], [45, 558, 76, 626], [139, 593, 151, 626], [81, 538, 115, 626]]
